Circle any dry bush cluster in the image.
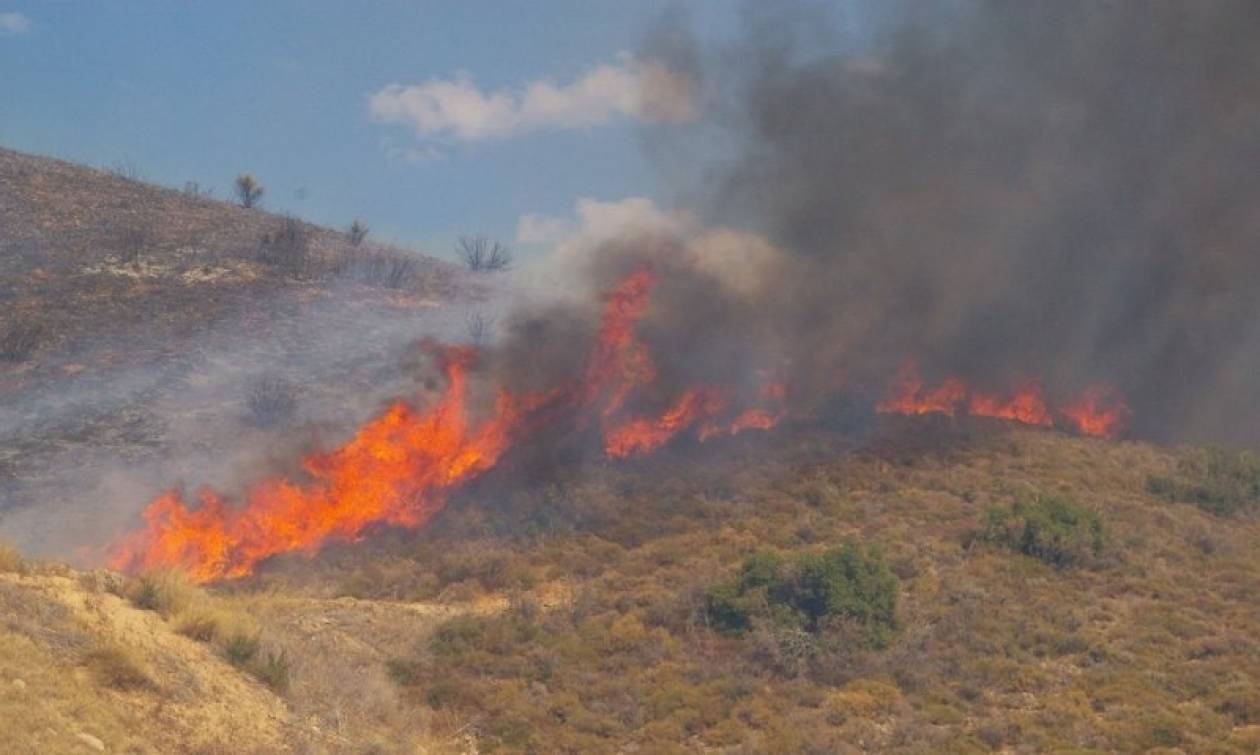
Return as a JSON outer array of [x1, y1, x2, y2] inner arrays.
[[456, 235, 512, 272], [252, 430, 1260, 753], [0, 318, 44, 363], [123, 570, 290, 694], [244, 376, 298, 428], [255, 217, 312, 279]]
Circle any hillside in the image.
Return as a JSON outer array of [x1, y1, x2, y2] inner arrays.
[[5, 424, 1260, 752], [4, 147, 1260, 754], [0, 147, 485, 559]]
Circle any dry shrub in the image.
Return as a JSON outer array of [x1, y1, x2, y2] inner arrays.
[[126, 569, 200, 618], [85, 641, 151, 690], [0, 543, 25, 574], [244, 377, 298, 428], [173, 604, 257, 645], [256, 217, 310, 278], [0, 318, 44, 363]]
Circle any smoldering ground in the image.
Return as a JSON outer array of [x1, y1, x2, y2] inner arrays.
[[0, 269, 507, 562]]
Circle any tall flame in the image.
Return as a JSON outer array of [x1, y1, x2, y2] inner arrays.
[[108, 346, 520, 582]]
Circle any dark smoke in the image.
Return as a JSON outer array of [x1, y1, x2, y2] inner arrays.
[[504, 1, 1260, 447]]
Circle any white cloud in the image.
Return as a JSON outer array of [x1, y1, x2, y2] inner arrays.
[[0, 11, 31, 35], [368, 55, 696, 143]]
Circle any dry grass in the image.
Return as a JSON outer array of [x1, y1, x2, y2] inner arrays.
[[84, 641, 151, 689], [250, 425, 1260, 753]]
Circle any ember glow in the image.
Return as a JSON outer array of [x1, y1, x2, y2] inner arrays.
[[876, 361, 1128, 438]]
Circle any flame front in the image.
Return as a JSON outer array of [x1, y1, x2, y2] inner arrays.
[[876, 361, 1128, 438], [109, 268, 778, 582], [110, 274, 1130, 583], [109, 346, 519, 582]]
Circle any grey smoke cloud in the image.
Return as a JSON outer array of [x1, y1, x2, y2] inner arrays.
[[506, 0, 1260, 446]]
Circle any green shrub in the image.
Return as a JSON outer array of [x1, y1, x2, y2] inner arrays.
[[982, 494, 1104, 568], [705, 544, 899, 648], [1147, 447, 1260, 515], [222, 633, 260, 667]]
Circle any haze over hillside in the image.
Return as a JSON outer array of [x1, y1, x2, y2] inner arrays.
[[0, 146, 485, 561], [5, 1, 1260, 753]]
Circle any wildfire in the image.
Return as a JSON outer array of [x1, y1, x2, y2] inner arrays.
[[110, 273, 1129, 583], [109, 346, 521, 582], [876, 361, 1128, 438], [110, 267, 780, 582]]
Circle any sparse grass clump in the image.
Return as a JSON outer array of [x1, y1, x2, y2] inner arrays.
[[705, 544, 899, 648], [0, 318, 44, 363], [0, 543, 26, 574], [256, 217, 310, 278], [244, 377, 298, 428], [1148, 446, 1260, 516], [85, 641, 151, 690], [125, 569, 199, 618], [981, 494, 1105, 568]]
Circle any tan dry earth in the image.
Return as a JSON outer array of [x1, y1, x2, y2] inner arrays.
[[0, 567, 309, 753]]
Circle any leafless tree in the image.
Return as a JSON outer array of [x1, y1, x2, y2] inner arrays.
[[182, 181, 213, 199], [347, 219, 369, 247], [465, 310, 497, 347], [234, 174, 265, 209], [115, 223, 150, 265], [457, 235, 512, 272], [244, 377, 298, 428], [108, 160, 143, 182]]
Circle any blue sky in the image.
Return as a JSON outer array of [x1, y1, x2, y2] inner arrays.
[[0, 1, 739, 254]]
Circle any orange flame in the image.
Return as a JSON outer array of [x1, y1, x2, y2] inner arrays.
[[876, 361, 1128, 438], [876, 362, 967, 417], [1061, 386, 1130, 439], [110, 267, 781, 582], [109, 346, 520, 583], [604, 387, 729, 458], [968, 380, 1053, 427], [110, 272, 1132, 583]]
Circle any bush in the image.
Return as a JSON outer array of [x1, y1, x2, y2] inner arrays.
[[0, 319, 44, 363], [85, 642, 151, 690], [253, 649, 292, 694], [235, 174, 264, 208], [223, 632, 261, 667], [981, 494, 1104, 568], [126, 570, 198, 618], [347, 219, 369, 246], [705, 544, 899, 648], [256, 217, 310, 278], [1147, 447, 1260, 516], [0, 543, 25, 574], [114, 223, 150, 265], [244, 377, 298, 428], [457, 235, 512, 272]]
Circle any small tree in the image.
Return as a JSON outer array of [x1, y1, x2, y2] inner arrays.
[[457, 235, 512, 272], [234, 174, 264, 209], [347, 219, 369, 247]]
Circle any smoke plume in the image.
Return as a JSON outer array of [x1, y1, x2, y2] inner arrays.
[[509, 0, 1260, 447]]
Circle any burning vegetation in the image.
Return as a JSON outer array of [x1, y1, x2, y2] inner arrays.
[[111, 263, 1132, 583]]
